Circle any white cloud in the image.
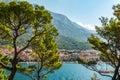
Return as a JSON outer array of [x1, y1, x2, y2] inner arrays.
[[77, 22, 95, 31]]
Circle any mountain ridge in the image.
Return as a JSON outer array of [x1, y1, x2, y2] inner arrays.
[[50, 12, 94, 41], [49, 12, 93, 50]]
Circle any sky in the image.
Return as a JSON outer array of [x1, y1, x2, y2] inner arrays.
[[27, 0, 120, 30]]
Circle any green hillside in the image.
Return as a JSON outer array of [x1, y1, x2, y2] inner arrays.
[[50, 12, 94, 50], [51, 12, 95, 41], [56, 35, 91, 50]]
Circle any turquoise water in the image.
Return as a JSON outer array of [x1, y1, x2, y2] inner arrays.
[[14, 63, 111, 80]]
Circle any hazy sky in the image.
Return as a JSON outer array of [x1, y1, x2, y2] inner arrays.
[[28, 0, 120, 30]]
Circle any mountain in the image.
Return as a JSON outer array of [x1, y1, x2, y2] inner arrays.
[[56, 35, 91, 50], [51, 12, 94, 41], [49, 12, 95, 50]]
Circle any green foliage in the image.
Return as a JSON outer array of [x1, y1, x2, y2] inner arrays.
[[77, 58, 97, 66], [0, 53, 10, 80], [0, 69, 8, 80], [51, 12, 94, 41], [87, 4, 120, 80], [0, 1, 60, 80], [31, 31, 62, 80], [0, 53, 10, 68], [56, 35, 91, 50], [16, 64, 34, 74], [88, 17, 120, 63], [1, 34, 92, 50]]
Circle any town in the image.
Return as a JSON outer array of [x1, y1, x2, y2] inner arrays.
[[0, 46, 100, 62]]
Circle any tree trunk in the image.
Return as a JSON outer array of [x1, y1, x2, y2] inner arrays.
[[8, 60, 17, 80], [117, 75, 120, 80], [112, 62, 120, 80], [37, 69, 40, 80]]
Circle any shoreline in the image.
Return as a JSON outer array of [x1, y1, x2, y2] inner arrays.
[[19, 61, 79, 64]]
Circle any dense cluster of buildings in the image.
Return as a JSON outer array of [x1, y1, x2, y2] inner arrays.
[[0, 47, 35, 61], [59, 50, 100, 61], [0, 47, 100, 62]]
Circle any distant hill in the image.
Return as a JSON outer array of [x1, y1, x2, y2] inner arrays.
[[49, 12, 96, 50], [56, 35, 91, 50], [51, 12, 95, 41]]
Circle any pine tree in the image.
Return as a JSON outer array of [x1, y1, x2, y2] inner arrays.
[[0, 1, 61, 80]]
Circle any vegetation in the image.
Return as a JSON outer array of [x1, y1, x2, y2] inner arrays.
[[30, 30, 62, 80], [0, 1, 61, 80], [78, 4, 120, 80], [0, 34, 91, 50], [56, 35, 91, 50], [91, 73, 100, 80], [0, 53, 9, 80], [77, 58, 97, 66], [51, 12, 94, 41]]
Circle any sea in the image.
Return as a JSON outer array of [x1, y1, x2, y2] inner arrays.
[[14, 63, 112, 80]]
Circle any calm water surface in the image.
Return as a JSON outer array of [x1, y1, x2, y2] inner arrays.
[[14, 63, 111, 80]]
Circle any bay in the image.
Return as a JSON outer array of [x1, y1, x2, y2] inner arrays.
[[14, 63, 111, 80]]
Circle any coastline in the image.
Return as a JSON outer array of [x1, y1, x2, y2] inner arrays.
[[18, 61, 79, 64]]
